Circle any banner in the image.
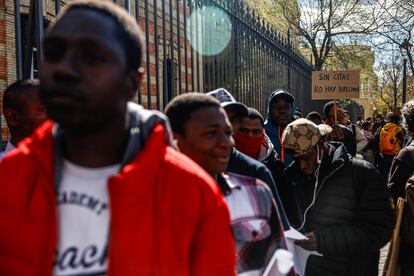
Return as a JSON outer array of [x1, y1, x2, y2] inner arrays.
[[312, 70, 360, 100]]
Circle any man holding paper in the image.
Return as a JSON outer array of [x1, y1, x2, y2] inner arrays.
[[279, 118, 394, 276]]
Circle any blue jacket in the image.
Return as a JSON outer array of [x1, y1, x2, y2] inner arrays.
[[264, 93, 296, 169]]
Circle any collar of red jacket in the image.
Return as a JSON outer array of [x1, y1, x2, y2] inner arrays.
[[14, 102, 174, 191]]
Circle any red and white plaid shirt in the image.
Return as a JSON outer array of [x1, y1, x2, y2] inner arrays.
[[217, 172, 292, 275]]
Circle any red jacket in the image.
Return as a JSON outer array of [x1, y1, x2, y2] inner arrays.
[[0, 121, 236, 275]]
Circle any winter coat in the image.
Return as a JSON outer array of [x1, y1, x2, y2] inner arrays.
[[388, 140, 414, 266], [0, 104, 236, 276], [328, 124, 357, 156], [282, 142, 395, 276], [388, 140, 414, 201], [260, 136, 284, 192], [264, 92, 296, 168]]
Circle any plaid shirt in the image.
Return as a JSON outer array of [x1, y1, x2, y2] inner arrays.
[[217, 172, 291, 274]]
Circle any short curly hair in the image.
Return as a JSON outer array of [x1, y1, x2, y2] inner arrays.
[[164, 93, 221, 134], [246, 107, 264, 127], [3, 79, 40, 110], [402, 100, 414, 132]]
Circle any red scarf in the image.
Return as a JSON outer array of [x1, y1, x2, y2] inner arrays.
[[235, 131, 265, 160]]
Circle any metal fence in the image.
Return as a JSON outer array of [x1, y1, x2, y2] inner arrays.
[[14, 0, 320, 114]]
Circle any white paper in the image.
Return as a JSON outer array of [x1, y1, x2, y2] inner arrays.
[[283, 227, 322, 276], [263, 249, 294, 276], [284, 227, 307, 240]]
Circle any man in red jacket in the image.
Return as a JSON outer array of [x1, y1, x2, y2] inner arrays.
[[0, 1, 235, 275]]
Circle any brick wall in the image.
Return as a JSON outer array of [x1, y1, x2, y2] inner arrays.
[[0, 0, 9, 141], [0, 0, 197, 141]]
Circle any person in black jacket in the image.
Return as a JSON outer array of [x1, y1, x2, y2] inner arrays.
[[323, 101, 357, 156], [281, 118, 394, 276], [234, 107, 284, 194], [388, 100, 414, 276]]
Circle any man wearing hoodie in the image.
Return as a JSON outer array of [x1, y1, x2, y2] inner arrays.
[[0, 1, 236, 275], [264, 89, 296, 168]]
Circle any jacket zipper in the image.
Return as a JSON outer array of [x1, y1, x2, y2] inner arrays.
[[315, 163, 345, 200]]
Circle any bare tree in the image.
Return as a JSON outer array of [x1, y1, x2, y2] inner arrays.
[[374, 0, 414, 75], [275, 0, 387, 70], [376, 47, 403, 110]]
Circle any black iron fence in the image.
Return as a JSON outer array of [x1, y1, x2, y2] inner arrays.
[[192, 0, 314, 113], [13, 0, 321, 114]]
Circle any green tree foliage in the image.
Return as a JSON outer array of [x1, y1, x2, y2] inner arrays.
[[244, 0, 300, 42]]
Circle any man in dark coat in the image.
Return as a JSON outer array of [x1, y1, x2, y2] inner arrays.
[[235, 107, 284, 188], [388, 100, 414, 276], [280, 118, 394, 276], [323, 101, 357, 156]]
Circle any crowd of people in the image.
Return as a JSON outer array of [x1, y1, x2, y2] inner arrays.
[[2, 0, 414, 275]]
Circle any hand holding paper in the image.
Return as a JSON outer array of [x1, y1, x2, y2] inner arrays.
[[295, 232, 318, 251], [284, 228, 322, 276]]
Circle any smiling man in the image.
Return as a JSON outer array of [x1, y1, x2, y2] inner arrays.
[[0, 1, 235, 275], [206, 89, 281, 208], [165, 93, 291, 275], [280, 118, 394, 276]]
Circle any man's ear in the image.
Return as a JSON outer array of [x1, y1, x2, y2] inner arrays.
[[34, 103, 47, 120], [172, 131, 184, 151], [3, 108, 19, 127], [329, 107, 334, 116]]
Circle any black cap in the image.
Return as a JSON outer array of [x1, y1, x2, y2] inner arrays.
[[269, 89, 295, 104], [206, 88, 248, 117]]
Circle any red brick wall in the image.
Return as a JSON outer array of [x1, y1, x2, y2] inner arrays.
[[0, 0, 8, 141], [136, 0, 197, 110], [1, 0, 198, 141]]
